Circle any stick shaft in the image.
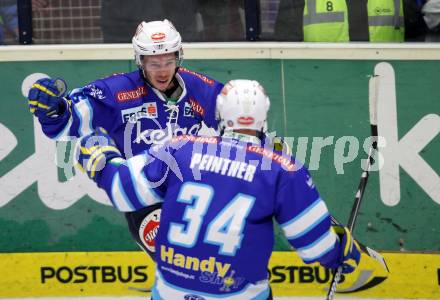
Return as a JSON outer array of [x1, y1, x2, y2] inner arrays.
[[347, 124, 378, 232], [326, 141, 375, 300], [326, 75, 379, 300]]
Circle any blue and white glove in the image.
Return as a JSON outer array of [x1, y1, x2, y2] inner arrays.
[[327, 225, 361, 274], [76, 127, 123, 182], [27, 77, 67, 118]]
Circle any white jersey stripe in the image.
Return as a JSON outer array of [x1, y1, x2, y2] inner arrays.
[[73, 96, 93, 136], [127, 155, 163, 206], [111, 172, 135, 212], [297, 230, 337, 261], [153, 269, 270, 300], [281, 198, 329, 239], [53, 113, 74, 141]]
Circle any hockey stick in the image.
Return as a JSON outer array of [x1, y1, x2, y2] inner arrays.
[[128, 286, 152, 293], [326, 75, 381, 300]]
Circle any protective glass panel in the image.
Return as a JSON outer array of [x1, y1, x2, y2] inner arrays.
[[30, 0, 247, 44]]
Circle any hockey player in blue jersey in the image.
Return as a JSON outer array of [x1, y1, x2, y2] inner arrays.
[[27, 19, 223, 154], [26, 19, 224, 256], [76, 79, 361, 300]]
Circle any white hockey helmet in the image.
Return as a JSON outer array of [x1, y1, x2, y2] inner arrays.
[[216, 80, 270, 133], [132, 19, 183, 68]]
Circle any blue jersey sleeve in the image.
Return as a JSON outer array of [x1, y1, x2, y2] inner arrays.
[[38, 102, 73, 139], [178, 68, 223, 130], [202, 80, 223, 129], [275, 165, 340, 266], [38, 81, 109, 140], [96, 144, 180, 212]]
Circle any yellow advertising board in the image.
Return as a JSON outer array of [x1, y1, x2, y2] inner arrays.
[[0, 251, 439, 298], [269, 252, 440, 298], [0, 252, 155, 297]]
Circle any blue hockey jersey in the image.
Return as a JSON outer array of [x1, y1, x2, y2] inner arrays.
[[39, 68, 223, 156], [96, 134, 342, 300]]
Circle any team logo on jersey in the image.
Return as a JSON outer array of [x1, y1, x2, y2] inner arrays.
[[138, 208, 161, 253], [84, 84, 106, 100], [184, 102, 195, 117], [121, 103, 158, 123], [133, 123, 202, 145], [116, 86, 147, 102]]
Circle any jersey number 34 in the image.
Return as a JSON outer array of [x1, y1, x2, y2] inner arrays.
[[167, 182, 255, 256]]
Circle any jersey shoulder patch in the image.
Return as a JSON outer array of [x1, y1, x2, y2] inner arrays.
[[76, 83, 106, 101]]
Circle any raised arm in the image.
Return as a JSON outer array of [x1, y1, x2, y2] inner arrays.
[[76, 128, 166, 212], [27, 77, 104, 140]]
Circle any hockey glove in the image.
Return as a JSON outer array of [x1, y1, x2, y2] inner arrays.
[[263, 133, 292, 156], [272, 136, 292, 156], [76, 127, 123, 182], [327, 225, 361, 274], [27, 77, 67, 118]]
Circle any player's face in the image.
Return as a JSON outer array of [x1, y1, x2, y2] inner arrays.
[[142, 53, 177, 92]]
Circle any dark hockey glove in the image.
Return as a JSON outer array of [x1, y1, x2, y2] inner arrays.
[[326, 225, 361, 274], [27, 77, 68, 118], [76, 127, 123, 182]]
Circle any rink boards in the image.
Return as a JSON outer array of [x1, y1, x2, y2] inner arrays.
[[0, 44, 439, 299], [0, 251, 438, 298]]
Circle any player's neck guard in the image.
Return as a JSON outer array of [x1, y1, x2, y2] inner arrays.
[[222, 131, 261, 145]]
